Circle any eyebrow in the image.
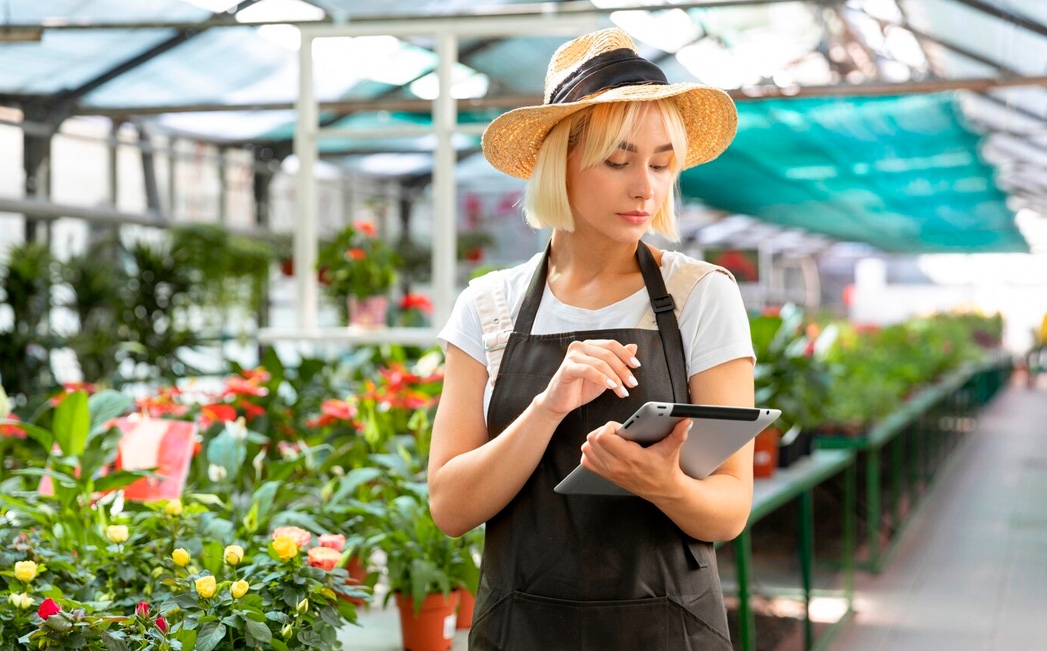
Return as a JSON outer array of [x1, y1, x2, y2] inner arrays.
[[617, 142, 674, 153]]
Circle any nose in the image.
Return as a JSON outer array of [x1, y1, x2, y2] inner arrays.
[[629, 166, 654, 201]]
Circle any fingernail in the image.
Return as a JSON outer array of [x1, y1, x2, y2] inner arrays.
[[686, 421, 694, 432], [620, 387, 630, 398], [627, 375, 638, 387], [606, 379, 618, 389], [630, 357, 641, 367]]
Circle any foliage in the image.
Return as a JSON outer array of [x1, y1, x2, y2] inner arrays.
[[316, 223, 401, 303], [170, 223, 275, 319], [750, 304, 834, 437], [0, 243, 56, 399]]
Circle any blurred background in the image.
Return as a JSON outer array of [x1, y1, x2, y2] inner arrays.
[[1, 2, 1046, 651]]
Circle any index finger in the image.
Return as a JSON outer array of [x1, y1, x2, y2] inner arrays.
[[583, 339, 641, 368]]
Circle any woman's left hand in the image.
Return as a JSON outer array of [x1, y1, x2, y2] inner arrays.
[[579, 418, 693, 500]]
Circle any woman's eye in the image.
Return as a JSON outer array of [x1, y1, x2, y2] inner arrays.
[[605, 161, 627, 169], [651, 165, 668, 171]]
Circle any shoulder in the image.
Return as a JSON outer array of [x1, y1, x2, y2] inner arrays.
[[467, 252, 543, 304], [659, 249, 737, 306]]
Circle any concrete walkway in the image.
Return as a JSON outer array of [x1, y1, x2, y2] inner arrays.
[[829, 380, 1047, 651]]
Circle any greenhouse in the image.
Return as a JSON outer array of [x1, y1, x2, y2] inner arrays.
[[1, 1, 1046, 650]]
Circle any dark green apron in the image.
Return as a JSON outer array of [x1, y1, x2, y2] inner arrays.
[[469, 243, 732, 650]]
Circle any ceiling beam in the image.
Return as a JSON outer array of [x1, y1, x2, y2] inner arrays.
[[2, 0, 844, 31], [947, 0, 1047, 40], [57, 75, 1047, 121]]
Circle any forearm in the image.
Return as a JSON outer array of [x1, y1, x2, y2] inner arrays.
[[429, 396, 564, 537], [648, 471, 753, 542]]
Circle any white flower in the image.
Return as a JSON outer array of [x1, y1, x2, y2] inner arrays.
[[208, 463, 228, 482], [229, 416, 248, 441]]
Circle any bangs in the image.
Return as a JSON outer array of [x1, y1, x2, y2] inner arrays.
[[572, 99, 689, 172]]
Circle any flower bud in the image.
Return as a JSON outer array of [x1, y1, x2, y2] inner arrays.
[[136, 602, 150, 618], [231, 580, 249, 599], [224, 545, 244, 566], [7, 592, 33, 609], [164, 500, 183, 516], [106, 525, 129, 544], [171, 548, 190, 567], [156, 616, 167, 634], [296, 597, 309, 615], [14, 560, 37, 583], [281, 623, 293, 639], [194, 575, 217, 599]]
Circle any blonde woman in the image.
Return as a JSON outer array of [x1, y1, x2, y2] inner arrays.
[[430, 28, 755, 649]]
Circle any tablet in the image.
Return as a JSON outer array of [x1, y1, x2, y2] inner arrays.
[[553, 402, 781, 496]]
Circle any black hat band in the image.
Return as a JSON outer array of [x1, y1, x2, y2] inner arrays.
[[548, 48, 669, 105]]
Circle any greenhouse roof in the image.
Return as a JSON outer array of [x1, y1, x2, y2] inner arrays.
[[1, 0, 1045, 252], [680, 93, 1027, 253]]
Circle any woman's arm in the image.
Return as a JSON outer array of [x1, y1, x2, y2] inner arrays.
[[429, 339, 641, 537], [580, 356, 756, 541], [428, 345, 563, 537]]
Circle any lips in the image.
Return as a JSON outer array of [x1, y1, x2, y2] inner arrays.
[[618, 212, 650, 224]]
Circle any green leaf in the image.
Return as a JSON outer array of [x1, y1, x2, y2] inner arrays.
[[53, 391, 90, 457], [93, 470, 151, 493], [245, 619, 272, 645], [100, 630, 129, 651], [194, 621, 226, 651], [174, 628, 197, 650], [269, 639, 289, 651], [13, 467, 78, 488], [87, 391, 134, 437], [0, 418, 53, 450]]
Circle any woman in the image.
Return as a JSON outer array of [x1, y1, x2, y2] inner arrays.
[[430, 28, 755, 649]]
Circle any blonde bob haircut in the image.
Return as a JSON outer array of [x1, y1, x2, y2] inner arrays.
[[522, 98, 688, 242]]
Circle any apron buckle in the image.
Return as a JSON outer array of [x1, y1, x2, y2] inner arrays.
[[651, 295, 676, 313]]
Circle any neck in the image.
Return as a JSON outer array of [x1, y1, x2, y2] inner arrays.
[[548, 230, 641, 284]]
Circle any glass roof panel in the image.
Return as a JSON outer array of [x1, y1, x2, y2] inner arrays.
[[0, 29, 179, 94], [8, 0, 208, 23]]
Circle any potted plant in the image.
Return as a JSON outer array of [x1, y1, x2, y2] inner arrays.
[[454, 525, 484, 630], [316, 222, 401, 328], [750, 304, 833, 476], [379, 489, 478, 651]]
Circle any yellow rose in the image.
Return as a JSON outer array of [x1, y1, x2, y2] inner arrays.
[[14, 560, 37, 583], [272, 534, 298, 561], [164, 500, 183, 516], [230, 580, 249, 599], [106, 525, 129, 544], [224, 545, 244, 566], [194, 575, 217, 599], [171, 548, 190, 567]]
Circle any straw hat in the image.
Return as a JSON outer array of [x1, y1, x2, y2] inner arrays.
[[482, 28, 738, 180]]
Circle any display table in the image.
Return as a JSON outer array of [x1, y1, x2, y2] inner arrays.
[[815, 355, 1011, 572], [720, 448, 857, 651]]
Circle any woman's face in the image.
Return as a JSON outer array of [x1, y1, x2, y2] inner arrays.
[[565, 104, 675, 245]]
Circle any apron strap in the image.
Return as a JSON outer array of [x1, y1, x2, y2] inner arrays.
[[635, 243, 689, 403], [469, 273, 515, 386], [516, 241, 690, 403], [634, 261, 736, 329]]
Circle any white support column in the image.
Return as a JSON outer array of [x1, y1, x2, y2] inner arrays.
[[294, 30, 319, 330], [432, 31, 458, 329]]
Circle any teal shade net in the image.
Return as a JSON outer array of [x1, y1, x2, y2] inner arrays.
[[680, 93, 1027, 253]]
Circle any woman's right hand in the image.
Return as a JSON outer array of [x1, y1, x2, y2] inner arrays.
[[533, 340, 642, 417]]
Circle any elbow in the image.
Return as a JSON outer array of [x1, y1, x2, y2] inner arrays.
[[428, 475, 471, 538]]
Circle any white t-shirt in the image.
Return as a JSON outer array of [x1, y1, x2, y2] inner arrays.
[[437, 250, 756, 422]]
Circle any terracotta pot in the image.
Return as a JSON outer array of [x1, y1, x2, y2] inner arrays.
[[348, 295, 388, 328], [280, 258, 294, 277], [753, 427, 780, 479], [455, 589, 475, 629], [395, 591, 460, 651]]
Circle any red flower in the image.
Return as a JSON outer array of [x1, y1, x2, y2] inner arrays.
[[136, 602, 149, 618], [240, 401, 267, 422], [1, 413, 26, 439], [321, 399, 356, 421], [200, 404, 237, 428], [156, 616, 167, 633], [49, 383, 98, 407], [308, 546, 342, 571], [240, 367, 271, 383], [37, 598, 61, 619], [355, 221, 377, 237], [223, 376, 268, 398], [400, 293, 433, 314], [319, 533, 347, 551], [346, 248, 367, 261]]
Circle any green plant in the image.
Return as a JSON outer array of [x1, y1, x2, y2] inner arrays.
[[750, 304, 833, 437], [380, 492, 478, 616], [0, 243, 56, 399], [316, 223, 401, 303], [170, 223, 275, 319]]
